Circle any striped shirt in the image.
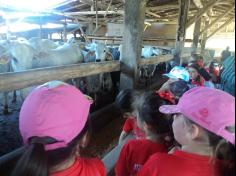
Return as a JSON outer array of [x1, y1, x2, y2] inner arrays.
[[221, 56, 235, 96]]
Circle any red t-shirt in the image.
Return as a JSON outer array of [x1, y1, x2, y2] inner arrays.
[[138, 150, 222, 176], [123, 118, 145, 139], [115, 139, 168, 176], [51, 158, 106, 176]]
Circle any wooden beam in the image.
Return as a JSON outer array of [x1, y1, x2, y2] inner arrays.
[[146, 10, 161, 18], [186, 0, 220, 28], [86, 35, 193, 42], [64, 10, 124, 16], [62, 4, 89, 12], [120, 0, 146, 89], [147, 5, 185, 11], [80, 0, 107, 10], [206, 17, 235, 39], [199, 6, 235, 36], [0, 61, 120, 92], [139, 54, 173, 66], [193, 0, 203, 8], [175, 0, 191, 65]]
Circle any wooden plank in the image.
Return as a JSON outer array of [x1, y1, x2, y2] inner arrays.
[[147, 5, 184, 11], [139, 54, 173, 66], [186, 0, 220, 28], [86, 35, 193, 43], [193, 0, 203, 8], [206, 17, 235, 39], [146, 10, 161, 18], [64, 10, 124, 16], [80, 0, 107, 10], [120, 0, 146, 89], [0, 61, 120, 92]]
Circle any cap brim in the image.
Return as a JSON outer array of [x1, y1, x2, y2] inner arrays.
[[159, 105, 181, 114], [163, 73, 178, 80]]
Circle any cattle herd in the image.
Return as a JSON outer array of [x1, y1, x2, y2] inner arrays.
[[0, 37, 173, 114]]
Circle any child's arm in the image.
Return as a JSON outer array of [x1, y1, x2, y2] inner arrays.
[[118, 131, 129, 145]]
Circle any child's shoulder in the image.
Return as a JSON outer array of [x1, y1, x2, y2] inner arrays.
[[77, 158, 106, 175]]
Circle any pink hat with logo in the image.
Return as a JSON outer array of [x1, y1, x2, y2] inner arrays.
[[19, 81, 92, 150], [159, 87, 235, 144]]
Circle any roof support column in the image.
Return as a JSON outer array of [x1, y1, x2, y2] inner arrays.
[[201, 19, 209, 55], [175, 0, 190, 65], [120, 0, 146, 89], [192, 18, 202, 54]]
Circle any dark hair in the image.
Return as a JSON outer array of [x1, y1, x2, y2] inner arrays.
[[115, 89, 134, 113], [184, 119, 235, 176], [169, 80, 190, 103], [137, 91, 172, 135], [11, 120, 90, 176]]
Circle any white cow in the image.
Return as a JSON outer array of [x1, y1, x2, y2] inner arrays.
[[80, 42, 113, 103], [29, 37, 59, 53], [0, 40, 15, 114], [10, 41, 83, 71], [9, 40, 84, 100]]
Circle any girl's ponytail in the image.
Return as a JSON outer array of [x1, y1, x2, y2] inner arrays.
[[214, 139, 235, 176], [11, 138, 49, 176]]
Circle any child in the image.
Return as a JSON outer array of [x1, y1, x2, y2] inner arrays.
[[115, 89, 145, 145], [188, 63, 215, 88], [189, 54, 213, 83], [159, 66, 190, 92], [115, 92, 172, 176], [11, 81, 106, 176], [138, 87, 235, 176], [158, 80, 190, 105]]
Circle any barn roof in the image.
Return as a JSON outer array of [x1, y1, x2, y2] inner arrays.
[[0, 0, 235, 32]]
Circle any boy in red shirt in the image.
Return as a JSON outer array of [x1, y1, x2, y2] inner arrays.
[[11, 81, 106, 176], [115, 92, 172, 176], [138, 87, 235, 176]]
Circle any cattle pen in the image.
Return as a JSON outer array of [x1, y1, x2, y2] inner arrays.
[[0, 0, 235, 176]]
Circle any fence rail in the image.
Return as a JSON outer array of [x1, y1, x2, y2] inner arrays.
[[0, 55, 174, 92]]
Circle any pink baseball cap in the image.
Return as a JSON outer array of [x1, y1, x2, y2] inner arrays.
[[19, 81, 92, 150], [159, 87, 235, 144]]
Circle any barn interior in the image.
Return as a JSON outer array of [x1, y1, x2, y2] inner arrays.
[[0, 0, 235, 175]]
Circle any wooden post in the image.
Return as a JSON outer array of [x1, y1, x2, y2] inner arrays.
[[201, 19, 209, 55], [88, 22, 94, 35], [5, 19, 11, 40], [175, 0, 190, 65], [120, 0, 146, 90], [63, 18, 67, 42], [192, 18, 202, 54]]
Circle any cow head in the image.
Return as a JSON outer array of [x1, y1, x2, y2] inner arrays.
[[94, 42, 113, 62]]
